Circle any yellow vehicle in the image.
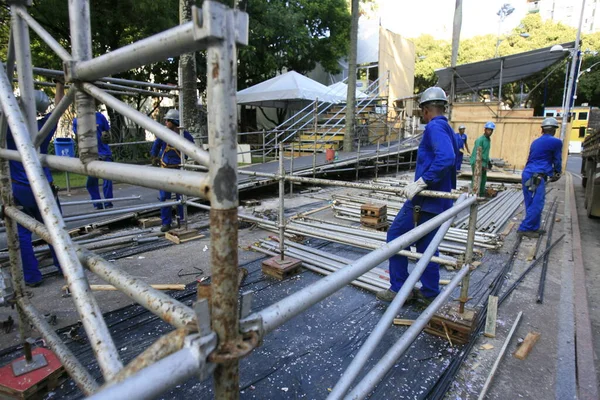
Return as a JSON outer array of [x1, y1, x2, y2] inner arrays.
[[543, 106, 598, 153]]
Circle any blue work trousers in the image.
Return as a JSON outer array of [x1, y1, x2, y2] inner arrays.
[[159, 190, 184, 226], [87, 156, 113, 209], [387, 205, 441, 298], [12, 183, 61, 284], [518, 173, 546, 232], [456, 151, 464, 172]]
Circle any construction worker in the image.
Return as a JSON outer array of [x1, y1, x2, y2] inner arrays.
[[7, 85, 64, 286], [73, 109, 114, 209], [517, 117, 563, 238], [454, 125, 470, 173], [376, 87, 457, 305], [470, 122, 495, 197], [150, 109, 194, 232]]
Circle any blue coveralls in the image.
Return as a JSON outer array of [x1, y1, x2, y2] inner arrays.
[[518, 134, 562, 232], [150, 131, 194, 226], [73, 112, 113, 209], [387, 115, 457, 298], [7, 113, 61, 284], [455, 132, 467, 172]]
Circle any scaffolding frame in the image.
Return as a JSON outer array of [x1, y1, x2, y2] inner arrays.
[[0, 1, 480, 399]]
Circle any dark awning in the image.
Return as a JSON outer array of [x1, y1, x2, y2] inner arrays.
[[435, 42, 575, 94]]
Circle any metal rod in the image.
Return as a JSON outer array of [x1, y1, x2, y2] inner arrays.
[[345, 263, 471, 399], [4, 206, 197, 329], [537, 201, 558, 303], [63, 200, 182, 223], [313, 99, 318, 178], [241, 195, 475, 335], [14, 6, 72, 61], [17, 299, 99, 395], [206, 3, 242, 397], [375, 141, 380, 179], [0, 56, 123, 380], [328, 200, 460, 399], [289, 144, 294, 195], [279, 142, 285, 260], [81, 83, 209, 167], [0, 149, 209, 198], [60, 195, 141, 206], [33, 89, 75, 148]]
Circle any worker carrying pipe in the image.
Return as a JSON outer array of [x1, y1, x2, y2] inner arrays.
[[376, 87, 457, 305], [517, 117, 563, 238], [470, 121, 495, 197], [150, 109, 194, 232]]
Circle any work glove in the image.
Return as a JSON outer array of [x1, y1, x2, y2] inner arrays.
[[549, 173, 561, 182], [402, 177, 427, 200]]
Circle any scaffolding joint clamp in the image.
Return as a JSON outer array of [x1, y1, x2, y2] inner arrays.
[[192, 2, 248, 46], [185, 331, 217, 382]]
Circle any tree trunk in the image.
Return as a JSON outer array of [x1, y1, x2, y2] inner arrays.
[[343, 0, 359, 152], [179, 0, 203, 144]]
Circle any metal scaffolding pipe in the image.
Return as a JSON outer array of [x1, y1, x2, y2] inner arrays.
[[0, 62, 122, 379], [14, 7, 72, 61], [33, 89, 75, 148], [241, 195, 476, 335], [81, 83, 209, 167], [346, 263, 470, 399], [0, 149, 209, 198], [63, 200, 182, 222], [60, 195, 141, 206], [4, 207, 197, 329], [17, 299, 99, 395]]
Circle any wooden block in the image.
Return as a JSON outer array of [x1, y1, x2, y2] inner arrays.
[[514, 331, 541, 360], [480, 343, 495, 350], [138, 217, 162, 228], [360, 203, 387, 217], [165, 229, 204, 244], [262, 256, 302, 280], [501, 222, 515, 237], [360, 215, 387, 225], [425, 304, 477, 345], [392, 318, 414, 326], [484, 295, 499, 338]]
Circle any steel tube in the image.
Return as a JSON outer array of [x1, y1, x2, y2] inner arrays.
[[278, 143, 285, 259], [346, 263, 470, 399], [0, 149, 209, 198], [0, 65, 123, 379], [93, 81, 174, 98], [14, 7, 72, 61], [328, 198, 460, 400], [81, 83, 209, 166], [33, 89, 75, 147], [206, 4, 242, 397], [186, 200, 211, 210], [60, 195, 141, 206], [63, 200, 182, 222], [4, 207, 197, 329], [11, 9, 37, 140], [17, 299, 99, 394], [87, 347, 204, 400], [241, 196, 476, 335]]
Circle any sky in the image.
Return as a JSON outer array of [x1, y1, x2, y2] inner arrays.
[[377, 0, 529, 40]]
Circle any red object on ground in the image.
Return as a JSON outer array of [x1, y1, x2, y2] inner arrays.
[[325, 148, 335, 162], [0, 347, 65, 399]]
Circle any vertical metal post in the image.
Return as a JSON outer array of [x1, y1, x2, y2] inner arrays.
[[498, 59, 504, 112], [262, 129, 266, 164], [11, 8, 37, 139], [279, 142, 285, 260], [312, 99, 318, 178], [375, 141, 380, 179], [355, 136, 361, 181], [206, 3, 241, 397], [386, 129, 391, 173], [395, 144, 400, 175], [289, 144, 294, 195], [69, 0, 98, 164], [459, 146, 481, 313]]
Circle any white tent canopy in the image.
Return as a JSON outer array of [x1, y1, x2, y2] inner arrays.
[[236, 71, 343, 108], [327, 82, 369, 101]]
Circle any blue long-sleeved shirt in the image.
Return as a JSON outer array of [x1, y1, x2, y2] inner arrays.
[[150, 130, 194, 167], [7, 113, 56, 184], [72, 112, 112, 157], [523, 134, 563, 177], [406, 115, 458, 214]]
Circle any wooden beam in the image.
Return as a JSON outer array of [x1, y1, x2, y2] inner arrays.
[[484, 295, 498, 338], [514, 331, 541, 360]]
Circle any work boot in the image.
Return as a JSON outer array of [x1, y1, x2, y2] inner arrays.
[[517, 229, 546, 239], [160, 224, 171, 233], [25, 280, 43, 288], [414, 290, 437, 307], [376, 288, 416, 303]]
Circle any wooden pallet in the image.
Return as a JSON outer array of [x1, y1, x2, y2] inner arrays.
[[424, 304, 477, 345], [165, 229, 204, 244], [262, 256, 302, 280]]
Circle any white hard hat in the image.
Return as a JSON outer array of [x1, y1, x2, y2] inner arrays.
[[164, 109, 180, 126], [541, 117, 559, 128], [419, 87, 448, 107], [34, 90, 50, 114]]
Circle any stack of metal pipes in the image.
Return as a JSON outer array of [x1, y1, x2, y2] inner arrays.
[[453, 189, 522, 233]]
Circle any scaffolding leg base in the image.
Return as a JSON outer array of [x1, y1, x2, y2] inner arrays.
[[262, 256, 302, 280]]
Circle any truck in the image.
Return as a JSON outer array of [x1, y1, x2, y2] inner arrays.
[[581, 128, 600, 217]]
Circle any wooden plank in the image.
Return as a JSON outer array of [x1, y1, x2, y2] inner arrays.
[[138, 217, 162, 228], [514, 331, 541, 360], [392, 318, 414, 326], [501, 222, 515, 237], [165, 231, 205, 244], [484, 295, 498, 338]]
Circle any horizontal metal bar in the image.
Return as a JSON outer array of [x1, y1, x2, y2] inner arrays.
[[93, 81, 174, 98], [30, 66, 178, 90], [0, 149, 209, 198], [60, 195, 142, 206], [14, 7, 72, 61], [63, 200, 181, 222], [81, 83, 209, 167], [241, 195, 475, 335], [186, 200, 211, 210], [5, 207, 197, 329], [108, 141, 153, 147], [17, 298, 99, 395]]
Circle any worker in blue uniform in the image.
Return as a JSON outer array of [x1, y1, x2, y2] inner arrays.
[[73, 110, 113, 209], [377, 87, 457, 305], [517, 117, 563, 238], [454, 125, 470, 172], [7, 85, 64, 286], [150, 109, 194, 232]]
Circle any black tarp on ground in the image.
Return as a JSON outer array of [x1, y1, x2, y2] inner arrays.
[[0, 233, 513, 399]]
